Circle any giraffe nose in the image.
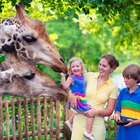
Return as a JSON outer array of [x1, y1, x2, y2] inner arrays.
[[2, 44, 15, 53]]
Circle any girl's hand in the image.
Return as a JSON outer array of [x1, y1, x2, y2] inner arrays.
[[84, 108, 99, 118], [113, 112, 121, 122], [60, 72, 66, 77], [69, 92, 77, 108]]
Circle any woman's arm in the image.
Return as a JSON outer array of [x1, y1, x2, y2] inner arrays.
[[84, 98, 116, 117], [68, 92, 77, 108], [98, 98, 116, 116]]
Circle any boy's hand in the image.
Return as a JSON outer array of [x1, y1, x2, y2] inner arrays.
[[113, 112, 121, 122], [124, 119, 134, 127]]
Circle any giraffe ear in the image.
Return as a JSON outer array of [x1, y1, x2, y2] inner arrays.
[[2, 44, 15, 53]]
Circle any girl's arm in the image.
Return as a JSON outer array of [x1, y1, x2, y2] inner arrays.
[[61, 73, 77, 108], [84, 98, 116, 117], [60, 73, 73, 89]]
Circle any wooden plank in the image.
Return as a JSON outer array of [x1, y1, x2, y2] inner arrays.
[[56, 100, 60, 140], [43, 97, 48, 140], [18, 97, 23, 139], [31, 98, 35, 140], [0, 96, 3, 139], [24, 98, 29, 140], [11, 96, 16, 140], [5, 98, 10, 140], [50, 98, 54, 140], [37, 96, 41, 140], [114, 121, 117, 137], [107, 118, 111, 137]]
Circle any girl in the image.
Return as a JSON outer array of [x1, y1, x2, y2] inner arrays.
[[61, 57, 96, 140], [114, 64, 140, 140]]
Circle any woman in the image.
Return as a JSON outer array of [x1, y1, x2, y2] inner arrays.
[[69, 54, 119, 140]]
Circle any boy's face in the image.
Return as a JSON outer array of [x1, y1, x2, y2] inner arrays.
[[124, 77, 137, 89]]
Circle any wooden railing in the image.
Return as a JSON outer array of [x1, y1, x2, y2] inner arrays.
[[0, 96, 67, 140], [105, 117, 117, 139], [0, 95, 117, 140]]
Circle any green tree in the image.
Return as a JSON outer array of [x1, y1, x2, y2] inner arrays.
[[0, 0, 140, 73]]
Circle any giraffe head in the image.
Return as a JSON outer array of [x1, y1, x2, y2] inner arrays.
[[0, 53, 68, 97], [0, 73, 68, 98], [0, 2, 67, 73]]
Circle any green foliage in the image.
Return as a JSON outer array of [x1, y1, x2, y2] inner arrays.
[[47, 17, 103, 71], [0, 0, 139, 64], [105, 118, 116, 138], [0, 0, 139, 76], [0, 53, 6, 63], [36, 64, 61, 83]]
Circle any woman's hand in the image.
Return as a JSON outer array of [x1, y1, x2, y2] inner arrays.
[[84, 108, 99, 118], [69, 93, 77, 108]]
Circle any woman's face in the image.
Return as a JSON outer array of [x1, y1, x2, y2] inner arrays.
[[98, 58, 113, 77]]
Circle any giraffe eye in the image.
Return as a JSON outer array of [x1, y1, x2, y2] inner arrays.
[[22, 35, 37, 43]]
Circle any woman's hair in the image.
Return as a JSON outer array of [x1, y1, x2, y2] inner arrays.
[[101, 54, 119, 70], [68, 57, 86, 75], [123, 64, 140, 83]]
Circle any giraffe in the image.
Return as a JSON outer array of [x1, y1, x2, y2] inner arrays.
[[0, 51, 68, 97], [0, 2, 67, 73], [0, 54, 68, 98], [0, 2, 68, 97]]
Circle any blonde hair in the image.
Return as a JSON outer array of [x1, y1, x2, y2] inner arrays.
[[67, 57, 86, 75], [123, 64, 140, 84]]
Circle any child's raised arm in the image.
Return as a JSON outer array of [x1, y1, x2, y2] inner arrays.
[[60, 73, 73, 89]]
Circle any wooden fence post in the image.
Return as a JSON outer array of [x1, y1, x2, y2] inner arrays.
[[0, 96, 3, 139]]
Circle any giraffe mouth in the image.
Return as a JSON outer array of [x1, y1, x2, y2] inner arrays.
[[51, 65, 64, 73], [51, 65, 67, 73]]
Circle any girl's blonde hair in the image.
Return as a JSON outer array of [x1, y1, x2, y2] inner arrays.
[[123, 64, 140, 84], [67, 57, 86, 75]]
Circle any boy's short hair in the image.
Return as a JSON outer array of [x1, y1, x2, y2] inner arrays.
[[123, 64, 140, 83]]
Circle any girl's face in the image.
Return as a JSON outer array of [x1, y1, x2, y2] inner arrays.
[[98, 58, 114, 77], [124, 77, 137, 89], [70, 61, 82, 76]]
